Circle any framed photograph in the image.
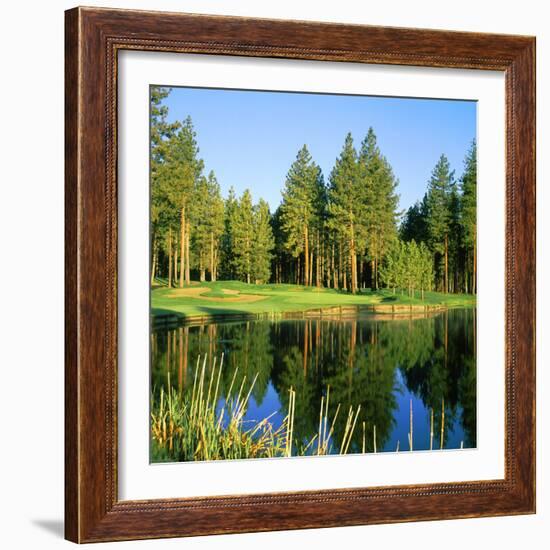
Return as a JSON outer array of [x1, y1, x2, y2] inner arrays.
[[65, 7, 535, 543]]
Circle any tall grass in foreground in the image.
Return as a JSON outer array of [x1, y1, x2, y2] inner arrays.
[[152, 354, 288, 461], [151, 355, 456, 462]]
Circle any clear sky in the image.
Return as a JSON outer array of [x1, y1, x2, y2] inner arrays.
[[160, 86, 476, 215]]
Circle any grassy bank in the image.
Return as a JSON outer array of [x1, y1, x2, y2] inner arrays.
[[151, 280, 476, 321]]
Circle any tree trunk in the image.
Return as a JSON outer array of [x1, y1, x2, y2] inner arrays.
[[185, 221, 191, 285], [332, 244, 337, 289], [304, 225, 309, 286], [350, 221, 357, 294], [246, 235, 251, 284], [473, 240, 477, 294], [210, 232, 215, 281], [150, 236, 157, 285], [179, 205, 186, 287], [337, 243, 341, 289], [343, 267, 348, 291], [444, 234, 449, 294], [296, 256, 301, 285], [309, 251, 314, 288], [167, 228, 173, 288], [199, 258, 205, 282], [316, 234, 321, 288], [173, 241, 178, 285]]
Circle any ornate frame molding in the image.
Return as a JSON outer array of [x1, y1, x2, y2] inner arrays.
[[65, 7, 535, 542]]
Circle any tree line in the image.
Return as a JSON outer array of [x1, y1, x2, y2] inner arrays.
[[151, 87, 476, 295], [151, 88, 273, 286]]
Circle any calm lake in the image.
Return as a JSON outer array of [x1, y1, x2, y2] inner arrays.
[[151, 308, 476, 456]]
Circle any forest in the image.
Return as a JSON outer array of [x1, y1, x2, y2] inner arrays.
[[151, 87, 477, 299]]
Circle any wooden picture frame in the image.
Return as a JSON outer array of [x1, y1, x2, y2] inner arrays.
[[65, 6, 536, 543]]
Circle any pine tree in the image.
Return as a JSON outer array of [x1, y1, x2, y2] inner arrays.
[[206, 172, 225, 281], [425, 154, 454, 293], [418, 241, 434, 299], [150, 87, 179, 284], [379, 240, 400, 293], [220, 186, 238, 280], [328, 133, 364, 293], [155, 116, 204, 286], [460, 140, 477, 293], [280, 145, 325, 286], [271, 206, 289, 284], [401, 197, 428, 243], [231, 190, 255, 283], [251, 199, 275, 283], [192, 175, 210, 281], [359, 128, 399, 290], [448, 183, 462, 293]]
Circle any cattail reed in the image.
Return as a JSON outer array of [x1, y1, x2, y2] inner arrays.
[[430, 408, 434, 451], [440, 397, 445, 450], [408, 398, 413, 451]]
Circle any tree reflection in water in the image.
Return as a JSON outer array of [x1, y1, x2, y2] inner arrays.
[[151, 308, 476, 454]]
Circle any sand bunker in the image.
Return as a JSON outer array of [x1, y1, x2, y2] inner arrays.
[[198, 294, 265, 303], [220, 289, 239, 295], [167, 287, 265, 303], [168, 287, 207, 297]]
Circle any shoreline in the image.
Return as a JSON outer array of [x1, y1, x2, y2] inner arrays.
[[152, 302, 470, 328]]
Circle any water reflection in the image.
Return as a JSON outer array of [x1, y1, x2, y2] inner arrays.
[[151, 309, 476, 455]]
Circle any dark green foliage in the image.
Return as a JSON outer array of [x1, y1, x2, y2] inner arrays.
[[327, 133, 363, 293], [459, 140, 477, 293], [425, 154, 454, 292], [150, 89, 475, 295], [252, 199, 275, 284], [279, 145, 325, 287], [358, 128, 400, 289], [399, 146, 477, 295], [230, 189, 255, 284], [400, 198, 428, 243], [379, 239, 433, 298]]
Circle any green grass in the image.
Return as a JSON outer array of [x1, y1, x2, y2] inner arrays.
[[151, 280, 476, 320]]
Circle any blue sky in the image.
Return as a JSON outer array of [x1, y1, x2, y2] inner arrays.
[[160, 87, 476, 214]]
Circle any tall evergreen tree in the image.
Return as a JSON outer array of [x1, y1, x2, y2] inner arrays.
[[231, 190, 255, 283], [400, 197, 428, 244], [460, 140, 477, 293], [206, 172, 225, 281], [328, 133, 364, 293], [155, 116, 204, 286], [447, 183, 462, 293], [418, 241, 434, 299], [220, 186, 238, 280], [192, 175, 211, 281], [251, 199, 275, 283], [359, 128, 400, 289], [425, 154, 454, 293], [280, 145, 324, 286], [150, 87, 179, 284]]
